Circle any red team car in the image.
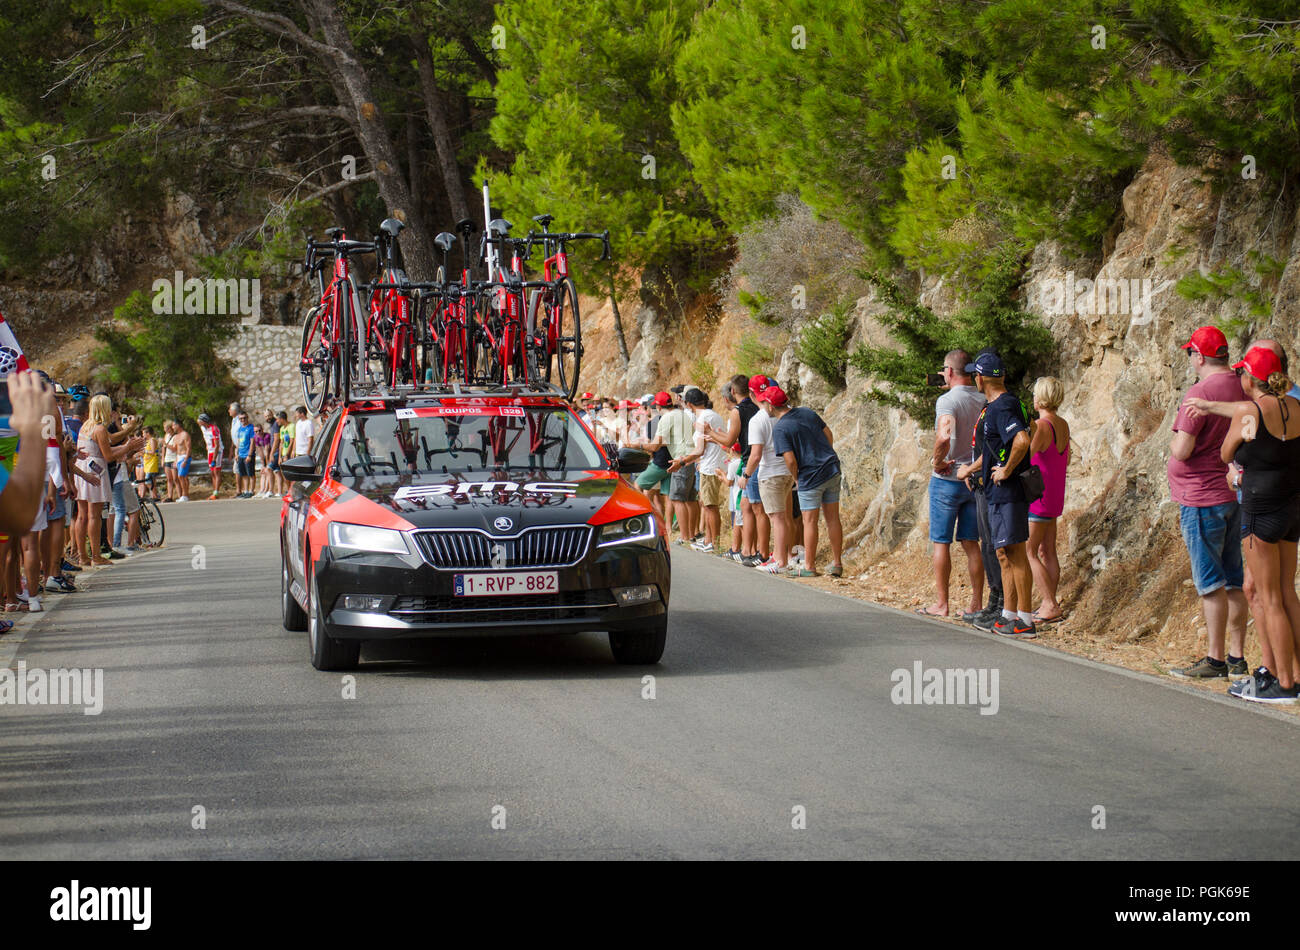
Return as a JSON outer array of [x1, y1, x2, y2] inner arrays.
[[279, 388, 670, 670]]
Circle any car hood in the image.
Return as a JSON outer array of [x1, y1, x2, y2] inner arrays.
[[334, 469, 643, 532]]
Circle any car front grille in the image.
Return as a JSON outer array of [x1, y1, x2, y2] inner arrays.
[[412, 526, 591, 570], [390, 589, 614, 624]]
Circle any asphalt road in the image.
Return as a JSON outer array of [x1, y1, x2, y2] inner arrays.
[[2, 500, 1297, 859]]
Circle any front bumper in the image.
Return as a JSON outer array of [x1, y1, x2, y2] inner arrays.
[[313, 537, 670, 640]]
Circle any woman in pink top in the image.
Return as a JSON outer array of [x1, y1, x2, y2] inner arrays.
[[1027, 377, 1070, 623]]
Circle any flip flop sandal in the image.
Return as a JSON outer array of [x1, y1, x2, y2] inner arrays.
[[793, 569, 818, 578], [827, 565, 844, 577], [4, 603, 17, 612], [0, 620, 13, 634], [915, 606, 948, 617], [1032, 612, 1065, 624]]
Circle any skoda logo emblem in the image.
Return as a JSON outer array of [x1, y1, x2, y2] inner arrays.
[[493, 517, 514, 532]]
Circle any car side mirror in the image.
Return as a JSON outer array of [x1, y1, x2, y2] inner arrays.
[[281, 454, 321, 483], [602, 442, 619, 470], [617, 448, 650, 475]]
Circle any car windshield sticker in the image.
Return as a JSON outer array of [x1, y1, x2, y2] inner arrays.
[[393, 481, 579, 500]]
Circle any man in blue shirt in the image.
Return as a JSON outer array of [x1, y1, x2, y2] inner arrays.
[[769, 386, 844, 577], [234, 411, 256, 498], [968, 352, 1037, 639]]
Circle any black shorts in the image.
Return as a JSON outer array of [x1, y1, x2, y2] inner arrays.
[[989, 500, 1029, 549], [237, 458, 254, 477], [1241, 503, 1300, 544]]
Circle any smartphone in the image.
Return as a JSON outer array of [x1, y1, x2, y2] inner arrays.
[[88, 460, 103, 475], [0, 380, 10, 417], [924, 373, 946, 387]]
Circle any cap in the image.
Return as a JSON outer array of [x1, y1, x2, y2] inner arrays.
[[581, 392, 594, 400], [1233, 345, 1283, 382], [965, 351, 1005, 378], [683, 387, 706, 406], [757, 384, 787, 406], [653, 391, 672, 407], [198, 413, 211, 422], [748, 374, 772, 393], [669, 384, 685, 395], [1181, 325, 1229, 359]]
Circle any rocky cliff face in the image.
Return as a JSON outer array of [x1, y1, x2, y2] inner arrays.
[[585, 153, 1299, 647]]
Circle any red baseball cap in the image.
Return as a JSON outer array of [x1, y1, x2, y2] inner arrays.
[[757, 384, 787, 406], [1233, 345, 1283, 382], [653, 391, 672, 407], [748, 374, 772, 394], [581, 392, 594, 400], [1181, 326, 1228, 359]]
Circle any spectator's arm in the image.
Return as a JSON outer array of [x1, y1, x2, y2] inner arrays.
[[1169, 429, 1197, 462], [822, 426, 834, 449], [0, 373, 58, 535], [743, 441, 762, 478], [932, 414, 954, 473], [993, 430, 1032, 483], [707, 408, 741, 447], [781, 450, 798, 485], [1029, 417, 1053, 456], [1220, 411, 1249, 465], [1184, 396, 1251, 420]]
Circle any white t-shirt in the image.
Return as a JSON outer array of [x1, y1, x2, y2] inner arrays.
[[693, 409, 726, 476], [747, 409, 790, 480], [294, 418, 314, 456], [201, 423, 222, 455]]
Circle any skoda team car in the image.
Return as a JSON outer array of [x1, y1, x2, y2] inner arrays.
[[278, 390, 670, 670]]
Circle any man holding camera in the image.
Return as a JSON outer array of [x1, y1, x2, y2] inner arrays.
[[921, 350, 986, 617]]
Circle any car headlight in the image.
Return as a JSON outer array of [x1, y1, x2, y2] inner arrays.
[[597, 514, 658, 548], [328, 522, 411, 555]]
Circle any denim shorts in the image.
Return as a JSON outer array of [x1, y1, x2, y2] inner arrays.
[[798, 472, 841, 510], [1179, 502, 1244, 595], [929, 474, 978, 544], [743, 471, 762, 505]]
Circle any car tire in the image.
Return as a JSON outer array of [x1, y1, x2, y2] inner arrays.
[[608, 616, 667, 665], [281, 547, 307, 632], [308, 566, 360, 671]]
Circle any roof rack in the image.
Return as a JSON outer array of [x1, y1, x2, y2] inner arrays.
[[342, 379, 571, 405]]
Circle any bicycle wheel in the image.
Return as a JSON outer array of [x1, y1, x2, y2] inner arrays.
[[300, 304, 333, 413], [138, 498, 165, 547], [553, 278, 582, 400]]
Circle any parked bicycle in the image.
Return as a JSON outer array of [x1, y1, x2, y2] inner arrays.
[[300, 229, 375, 410]]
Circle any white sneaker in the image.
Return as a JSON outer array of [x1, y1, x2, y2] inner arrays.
[[177, 496, 189, 503], [26, 596, 41, 612]]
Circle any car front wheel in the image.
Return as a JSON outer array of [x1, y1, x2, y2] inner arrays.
[[609, 616, 667, 665], [308, 567, 360, 671]]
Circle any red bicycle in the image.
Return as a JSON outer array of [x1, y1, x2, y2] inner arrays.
[[301, 229, 375, 411], [524, 215, 608, 400]]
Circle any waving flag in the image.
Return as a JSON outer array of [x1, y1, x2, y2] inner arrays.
[[0, 307, 29, 378]]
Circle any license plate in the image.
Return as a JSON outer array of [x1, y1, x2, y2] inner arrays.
[[453, 571, 558, 596]]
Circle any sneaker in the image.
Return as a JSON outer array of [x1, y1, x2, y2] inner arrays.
[[692, 541, 714, 553], [1170, 656, 1229, 679], [960, 606, 984, 623], [26, 596, 41, 613], [740, 554, 764, 567], [1239, 679, 1300, 705], [1226, 656, 1249, 677], [61, 559, 82, 574], [690, 533, 705, 544], [177, 496, 189, 503], [754, 559, 785, 574], [972, 607, 1000, 631], [1229, 667, 1276, 698], [45, 576, 76, 593], [991, 617, 1016, 636], [124, 545, 143, 554], [723, 549, 740, 561]]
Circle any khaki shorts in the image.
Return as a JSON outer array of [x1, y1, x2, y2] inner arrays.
[[699, 472, 726, 508], [758, 474, 794, 514]]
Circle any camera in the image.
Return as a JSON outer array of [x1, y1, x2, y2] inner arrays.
[[924, 373, 945, 387]]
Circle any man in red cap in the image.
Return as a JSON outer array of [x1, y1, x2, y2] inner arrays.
[[748, 384, 795, 573], [1168, 325, 1249, 680]]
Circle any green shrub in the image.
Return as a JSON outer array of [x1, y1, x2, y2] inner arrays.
[[795, 300, 853, 389], [848, 246, 1055, 425], [735, 332, 775, 379]]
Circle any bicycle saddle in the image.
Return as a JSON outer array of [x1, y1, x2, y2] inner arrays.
[[455, 218, 478, 235], [379, 217, 405, 237], [434, 232, 457, 252], [532, 214, 554, 229], [489, 218, 513, 236]]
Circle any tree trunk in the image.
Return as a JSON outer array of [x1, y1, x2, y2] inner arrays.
[[410, 31, 471, 224], [607, 264, 630, 364], [296, 0, 437, 279]]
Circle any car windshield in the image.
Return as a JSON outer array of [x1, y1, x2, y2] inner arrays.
[[334, 407, 604, 478]]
